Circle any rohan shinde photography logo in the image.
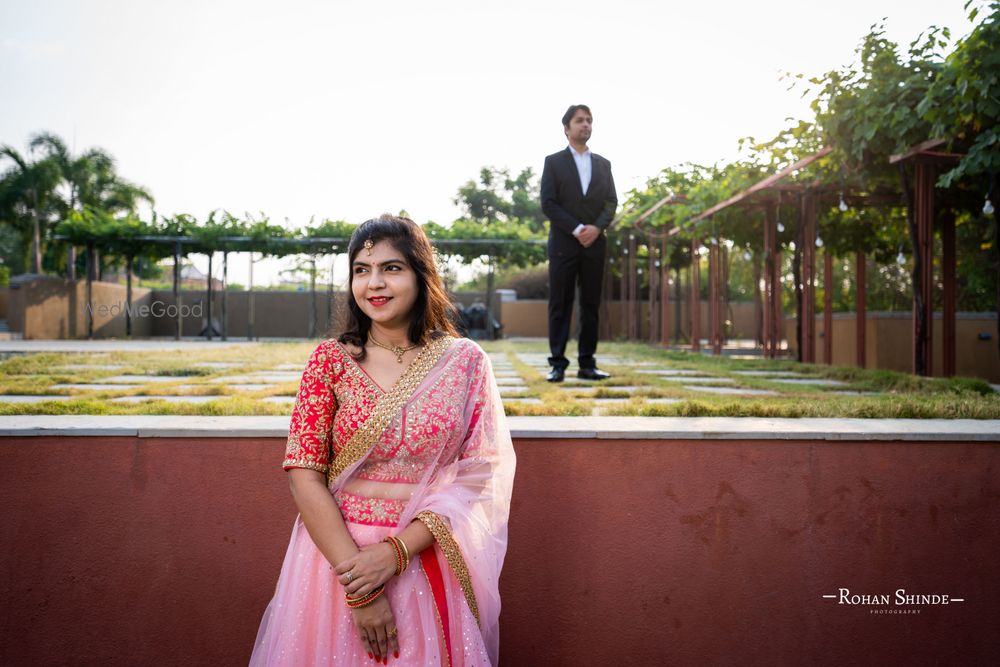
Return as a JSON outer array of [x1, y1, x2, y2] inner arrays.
[[822, 588, 965, 615]]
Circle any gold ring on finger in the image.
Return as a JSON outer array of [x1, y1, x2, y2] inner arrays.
[[388, 627, 398, 638]]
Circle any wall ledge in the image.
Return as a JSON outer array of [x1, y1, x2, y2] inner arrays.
[[0, 415, 998, 441]]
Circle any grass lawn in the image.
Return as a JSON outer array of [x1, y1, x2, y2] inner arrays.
[[0, 338, 997, 418]]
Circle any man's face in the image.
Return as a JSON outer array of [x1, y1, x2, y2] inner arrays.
[[564, 109, 592, 144]]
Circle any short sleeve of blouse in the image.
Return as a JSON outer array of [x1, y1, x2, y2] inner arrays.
[[283, 340, 342, 473]]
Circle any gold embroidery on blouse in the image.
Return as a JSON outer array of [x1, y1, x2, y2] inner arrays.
[[416, 510, 480, 627], [335, 490, 405, 526], [334, 340, 385, 396], [283, 340, 338, 471], [326, 335, 455, 484], [281, 458, 329, 473]]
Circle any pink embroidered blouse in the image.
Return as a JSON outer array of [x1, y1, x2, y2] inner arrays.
[[283, 338, 489, 527]]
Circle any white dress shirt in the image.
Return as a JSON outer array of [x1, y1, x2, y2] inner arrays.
[[568, 144, 592, 237]]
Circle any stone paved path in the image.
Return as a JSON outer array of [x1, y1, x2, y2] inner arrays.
[[0, 339, 993, 413]]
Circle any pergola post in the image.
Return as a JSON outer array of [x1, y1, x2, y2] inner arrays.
[[709, 241, 722, 355], [772, 243, 783, 357], [86, 242, 94, 340], [326, 256, 334, 336], [602, 252, 613, 341], [618, 248, 627, 340], [801, 193, 817, 363], [942, 209, 956, 376], [763, 205, 777, 358], [823, 251, 833, 364], [309, 256, 317, 339], [221, 251, 228, 341], [753, 250, 763, 347], [648, 234, 657, 344], [206, 252, 213, 341], [173, 241, 182, 340], [125, 254, 133, 339], [914, 162, 935, 375], [890, 140, 962, 376], [690, 237, 700, 352], [855, 251, 866, 368], [627, 235, 637, 340], [660, 236, 670, 348], [674, 266, 682, 344], [248, 252, 255, 341]]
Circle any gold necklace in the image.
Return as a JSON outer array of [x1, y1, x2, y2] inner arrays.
[[368, 334, 421, 363]]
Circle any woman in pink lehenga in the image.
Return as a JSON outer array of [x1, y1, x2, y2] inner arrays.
[[250, 214, 515, 666]]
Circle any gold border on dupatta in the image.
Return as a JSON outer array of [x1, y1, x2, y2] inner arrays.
[[416, 510, 480, 627], [325, 335, 455, 484]]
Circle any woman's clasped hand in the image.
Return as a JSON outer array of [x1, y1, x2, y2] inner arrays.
[[348, 594, 399, 663], [337, 542, 402, 662], [336, 541, 398, 597]]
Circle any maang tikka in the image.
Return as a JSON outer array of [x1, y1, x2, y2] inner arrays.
[[363, 238, 374, 256]]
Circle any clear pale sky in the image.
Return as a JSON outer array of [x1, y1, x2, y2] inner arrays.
[[0, 0, 975, 286]]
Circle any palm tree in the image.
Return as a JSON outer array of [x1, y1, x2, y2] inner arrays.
[[29, 132, 153, 279], [0, 144, 62, 274]]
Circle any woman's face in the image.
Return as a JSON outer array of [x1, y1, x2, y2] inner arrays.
[[351, 239, 419, 334]]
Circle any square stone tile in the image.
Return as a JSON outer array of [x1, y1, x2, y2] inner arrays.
[[498, 386, 532, 396], [769, 378, 848, 387], [103, 375, 186, 384], [262, 396, 297, 404], [109, 395, 220, 404], [495, 377, 528, 386], [212, 374, 297, 384], [636, 369, 703, 376], [0, 395, 76, 403], [682, 385, 779, 396], [731, 370, 804, 377], [656, 376, 735, 384], [556, 385, 597, 394], [50, 383, 135, 391]]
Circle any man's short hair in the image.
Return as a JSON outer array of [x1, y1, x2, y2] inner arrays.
[[562, 104, 592, 127]]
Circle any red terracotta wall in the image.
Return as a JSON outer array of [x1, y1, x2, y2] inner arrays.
[[2, 435, 999, 665]]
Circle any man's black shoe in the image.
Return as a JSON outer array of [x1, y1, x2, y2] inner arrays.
[[577, 367, 610, 381], [547, 367, 566, 383]]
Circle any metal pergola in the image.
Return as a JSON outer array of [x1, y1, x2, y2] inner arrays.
[[623, 140, 965, 377], [52, 234, 544, 342]]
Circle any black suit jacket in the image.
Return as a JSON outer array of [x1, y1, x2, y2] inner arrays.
[[540, 147, 617, 257]]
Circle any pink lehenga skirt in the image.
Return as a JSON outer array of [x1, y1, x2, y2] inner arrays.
[[249, 515, 490, 666]]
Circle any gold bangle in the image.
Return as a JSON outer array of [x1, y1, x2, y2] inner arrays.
[[396, 537, 410, 571], [383, 536, 404, 575], [345, 584, 385, 608]]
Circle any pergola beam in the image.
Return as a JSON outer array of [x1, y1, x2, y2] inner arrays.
[[669, 146, 833, 235]]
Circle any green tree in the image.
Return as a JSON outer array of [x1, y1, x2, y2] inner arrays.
[[29, 132, 154, 277], [921, 0, 1000, 350], [0, 143, 62, 273], [454, 166, 545, 233]]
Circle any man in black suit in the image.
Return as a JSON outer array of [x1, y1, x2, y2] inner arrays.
[[540, 104, 617, 382]]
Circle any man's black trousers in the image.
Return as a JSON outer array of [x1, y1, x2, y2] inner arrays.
[[547, 248, 605, 371]]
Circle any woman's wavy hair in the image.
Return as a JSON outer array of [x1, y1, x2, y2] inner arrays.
[[334, 214, 459, 360]]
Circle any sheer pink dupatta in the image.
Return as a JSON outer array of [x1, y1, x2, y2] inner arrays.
[[328, 337, 516, 665]]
